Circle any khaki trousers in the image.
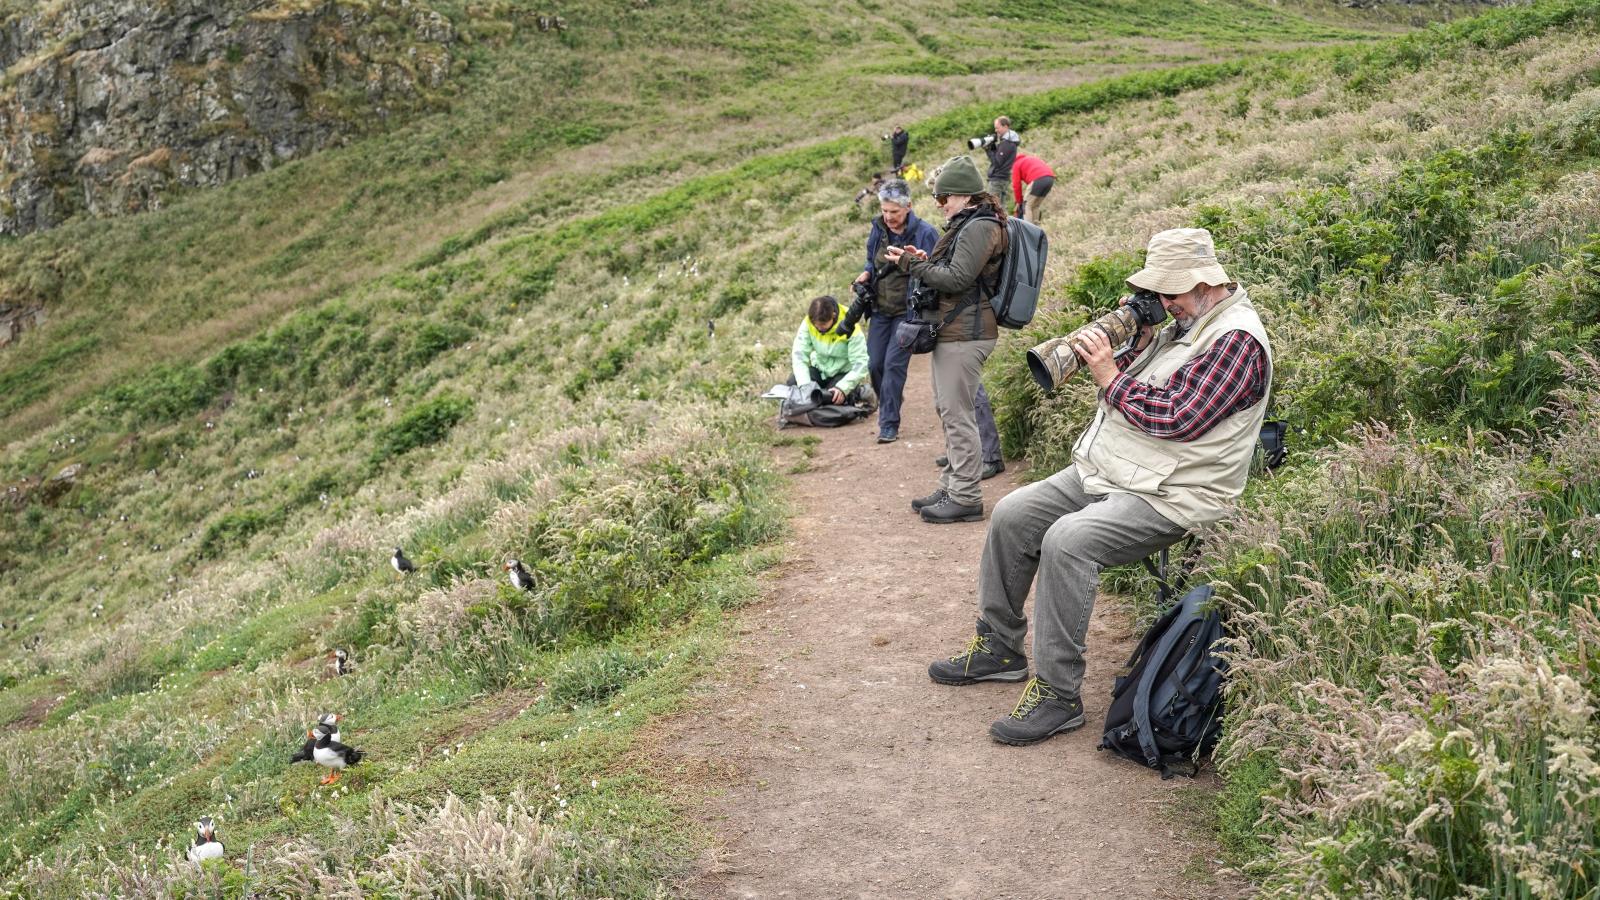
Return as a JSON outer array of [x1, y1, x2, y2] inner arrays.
[[977, 465, 1186, 695], [1022, 186, 1050, 223], [930, 338, 995, 506]]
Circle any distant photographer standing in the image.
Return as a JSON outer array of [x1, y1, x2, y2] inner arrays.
[[885, 155, 1008, 524], [886, 126, 910, 170], [983, 116, 1021, 204], [852, 179, 938, 444], [927, 228, 1272, 746]]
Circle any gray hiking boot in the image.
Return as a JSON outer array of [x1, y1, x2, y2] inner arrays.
[[920, 496, 983, 524], [929, 621, 1029, 685], [989, 678, 1085, 746], [910, 488, 948, 512]]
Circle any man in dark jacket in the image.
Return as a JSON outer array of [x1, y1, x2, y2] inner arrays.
[[887, 126, 909, 169], [855, 179, 938, 444], [984, 117, 1021, 202], [886, 155, 1007, 524]]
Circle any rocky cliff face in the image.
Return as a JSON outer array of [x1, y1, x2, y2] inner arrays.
[[0, 0, 461, 235]]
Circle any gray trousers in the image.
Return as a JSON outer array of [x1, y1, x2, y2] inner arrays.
[[977, 465, 1186, 695], [930, 338, 995, 506], [975, 383, 1001, 466]]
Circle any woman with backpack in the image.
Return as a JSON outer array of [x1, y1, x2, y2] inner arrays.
[[885, 155, 1008, 524]]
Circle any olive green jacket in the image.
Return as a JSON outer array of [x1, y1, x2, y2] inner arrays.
[[898, 206, 1004, 343]]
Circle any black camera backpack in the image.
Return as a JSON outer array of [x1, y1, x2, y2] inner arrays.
[[1099, 584, 1227, 779]]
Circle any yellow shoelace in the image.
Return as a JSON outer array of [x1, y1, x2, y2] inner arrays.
[[951, 634, 990, 672], [1008, 677, 1057, 719]]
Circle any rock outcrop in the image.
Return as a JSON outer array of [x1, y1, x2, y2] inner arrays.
[[0, 0, 461, 235]]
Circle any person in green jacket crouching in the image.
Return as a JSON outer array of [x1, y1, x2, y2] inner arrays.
[[788, 295, 874, 409]]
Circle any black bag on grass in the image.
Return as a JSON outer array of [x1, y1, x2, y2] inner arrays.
[[1099, 584, 1227, 779]]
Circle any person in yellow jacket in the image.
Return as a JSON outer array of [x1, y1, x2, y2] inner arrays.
[[789, 295, 872, 406]]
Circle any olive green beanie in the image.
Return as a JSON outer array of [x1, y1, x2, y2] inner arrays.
[[932, 155, 986, 196]]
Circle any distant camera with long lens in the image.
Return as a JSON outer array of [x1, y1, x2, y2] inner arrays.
[[967, 134, 997, 150], [1026, 290, 1168, 392]]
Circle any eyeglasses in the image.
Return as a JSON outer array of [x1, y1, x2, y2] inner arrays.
[[933, 193, 951, 204], [1156, 292, 1179, 301]]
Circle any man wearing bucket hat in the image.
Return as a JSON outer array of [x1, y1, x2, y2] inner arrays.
[[927, 227, 1272, 747], [886, 155, 1010, 523]]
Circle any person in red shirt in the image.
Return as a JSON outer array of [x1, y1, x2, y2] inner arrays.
[[1010, 153, 1056, 224]]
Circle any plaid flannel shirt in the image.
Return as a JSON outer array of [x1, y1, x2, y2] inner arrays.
[[1106, 330, 1268, 442]]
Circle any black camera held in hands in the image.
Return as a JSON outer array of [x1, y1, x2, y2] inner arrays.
[[1025, 290, 1170, 392], [967, 134, 997, 150], [1123, 289, 1167, 328], [838, 277, 877, 337]]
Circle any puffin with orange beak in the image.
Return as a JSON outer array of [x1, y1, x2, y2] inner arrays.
[[310, 723, 364, 785], [504, 558, 536, 592], [290, 713, 341, 763], [187, 816, 225, 862]]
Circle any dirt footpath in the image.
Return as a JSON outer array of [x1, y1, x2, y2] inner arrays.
[[664, 354, 1240, 899]]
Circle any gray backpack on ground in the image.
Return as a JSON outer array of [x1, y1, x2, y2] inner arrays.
[[991, 216, 1047, 329], [1099, 584, 1227, 779], [776, 382, 872, 428]]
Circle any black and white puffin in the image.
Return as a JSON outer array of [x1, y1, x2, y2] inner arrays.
[[504, 558, 536, 592], [391, 547, 416, 575], [328, 648, 352, 676], [187, 815, 225, 862], [310, 727, 364, 785], [290, 713, 342, 763]]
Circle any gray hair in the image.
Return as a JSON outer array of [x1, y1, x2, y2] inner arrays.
[[877, 179, 911, 205]]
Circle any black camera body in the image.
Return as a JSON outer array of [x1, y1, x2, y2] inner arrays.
[[1125, 289, 1167, 326], [908, 282, 940, 313], [838, 277, 878, 337]]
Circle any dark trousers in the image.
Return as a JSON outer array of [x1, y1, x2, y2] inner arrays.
[[867, 313, 913, 431]]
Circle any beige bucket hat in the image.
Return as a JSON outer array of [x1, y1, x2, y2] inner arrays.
[[1126, 227, 1232, 295]]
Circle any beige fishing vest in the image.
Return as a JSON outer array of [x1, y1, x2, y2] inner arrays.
[[1072, 286, 1273, 532]]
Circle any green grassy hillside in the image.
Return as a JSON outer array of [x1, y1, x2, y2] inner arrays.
[[2, 0, 1593, 894], [981, 3, 1600, 894]]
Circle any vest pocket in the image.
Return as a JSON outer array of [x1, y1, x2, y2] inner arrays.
[[1099, 439, 1179, 495]]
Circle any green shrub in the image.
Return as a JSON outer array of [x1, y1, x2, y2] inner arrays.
[[547, 645, 662, 708], [198, 507, 284, 558], [405, 321, 474, 367], [370, 393, 474, 465], [102, 364, 216, 425]]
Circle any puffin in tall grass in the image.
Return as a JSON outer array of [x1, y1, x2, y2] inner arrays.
[[504, 559, 536, 592], [310, 725, 364, 785], [391, 547, 416, 576], [187, 816, 225, 862], [290, 713, 341, 763], [329, 648, 352, 677]]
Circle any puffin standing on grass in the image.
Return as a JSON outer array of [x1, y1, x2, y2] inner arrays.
[[290, 713, 342, 763], [504, 559, 536, 592], [329, 648, 353, 677], [187, 816, 225, 862], [391, 547, 416, 576], [311, 725, 365, 785]]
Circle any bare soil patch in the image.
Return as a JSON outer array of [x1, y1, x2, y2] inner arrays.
[[660, 354, 1242, 899]]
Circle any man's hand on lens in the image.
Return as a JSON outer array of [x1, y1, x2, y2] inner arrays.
[[829, 387, 846, 404], [1072, 327, 1119, 389], [855, 270, 871, 284]]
